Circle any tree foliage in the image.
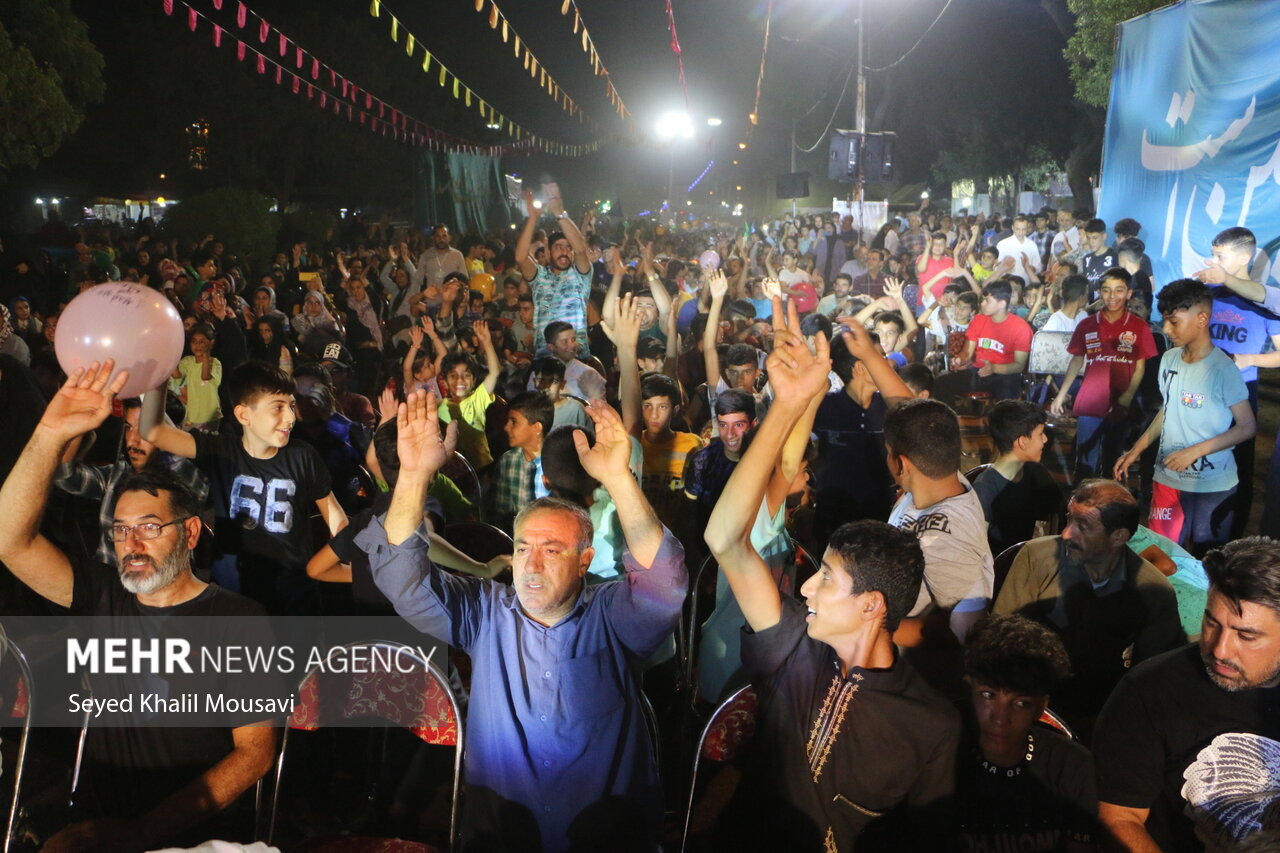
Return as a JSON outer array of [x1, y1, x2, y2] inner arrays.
[[1065, 0, 1170, 108], [161, 189, 280, 270], [0, 0, 104, 179]]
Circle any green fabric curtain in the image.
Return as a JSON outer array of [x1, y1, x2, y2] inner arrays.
[[414, 151, 507, 234]]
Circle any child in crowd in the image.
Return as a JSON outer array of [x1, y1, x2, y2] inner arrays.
[[973, 400, 1065, 558], [1115, 279, 1255, 554], [170, 324, 222, 431], [437, 319, 501, 469], [142, 361, 348, 613]]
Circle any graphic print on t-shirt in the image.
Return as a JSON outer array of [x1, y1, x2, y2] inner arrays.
[[229, 476, 297, 533], [1180, 732, 1280, 849]]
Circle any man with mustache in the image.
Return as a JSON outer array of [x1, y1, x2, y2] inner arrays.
[[515, 188, 593, 357], [54, 396, 207, 566], [0, 361, 277, 852], [994, 479, 1184, 734], [1093, 536, 1280, 852]]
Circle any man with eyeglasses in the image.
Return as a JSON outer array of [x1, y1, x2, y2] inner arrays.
[[0, 361, 277, 851]]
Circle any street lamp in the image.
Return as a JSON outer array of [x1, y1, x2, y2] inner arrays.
[[706, 117, 722, 127], [656, 112, 694, 214]]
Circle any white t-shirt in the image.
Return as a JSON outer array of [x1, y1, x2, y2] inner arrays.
[[778, 267, 810, 286], [1040, 309, 1089, 334], [1051, 227, 1080, 258], [996, 235, 1043, 282], [888, 477, 995, 617]]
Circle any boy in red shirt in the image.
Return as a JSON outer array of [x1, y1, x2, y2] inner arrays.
[[947, 279, 1034, 402], [1051, 267, 1157, 479]]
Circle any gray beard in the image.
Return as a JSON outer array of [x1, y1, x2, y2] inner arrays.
[[118, 546, 189, 595]]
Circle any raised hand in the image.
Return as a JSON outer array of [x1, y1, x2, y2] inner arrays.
[[409, 325, 425, 349], [472, 318, 493, 350], [420, 316, 436, 337], [608, 292, 642, 348], [708, 269, 729, 300], [883, 276, 904, 299], [38, 360, 130, 443], [1194, 261, 1228, 285], [840, 318, 882, 362], [767, 299, 831, 405], [395, 390, 448, 478], [211, 290, 228, 319], [761, 277, 783, 300], [378, 385, 398, 425], [573, 400, 632, 483], [523, 189, 539, 219]]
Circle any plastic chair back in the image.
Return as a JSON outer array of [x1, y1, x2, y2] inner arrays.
[[680, 685, 758, 852]]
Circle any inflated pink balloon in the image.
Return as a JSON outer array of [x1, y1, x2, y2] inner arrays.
[[55, 281, 185, 398], [699, 249, 721, 270]]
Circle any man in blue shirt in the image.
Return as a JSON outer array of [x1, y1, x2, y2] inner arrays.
[[356, 391, 686, 852]]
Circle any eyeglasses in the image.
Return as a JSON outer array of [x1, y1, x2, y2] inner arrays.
[[108, 517, 193, 542]]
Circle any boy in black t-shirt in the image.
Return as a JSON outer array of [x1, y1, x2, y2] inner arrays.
[[958, 614, 1097, 852], [973, 400, 1065, 558], [143, 362, 348, 613]]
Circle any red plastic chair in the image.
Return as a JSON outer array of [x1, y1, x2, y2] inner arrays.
[[268, 642, 463, 850], [1037, 707, 1077, 740], [680, 685, 758, 852]]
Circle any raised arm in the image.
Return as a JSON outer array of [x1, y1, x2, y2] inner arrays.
[[612, 294, 644, 435], [546, 193, 592, 275], [703, 270, 729, 390], [0, 362, 129, 607], [473, 321, 502, 395], [841, 319, 915, 404], [514, 191, 541, 282], [139, 383, 197, 459], [705, 299, 831, 632], [600, 247, 625, 330], [574, 401, 663, 568], [885, 277, 918, 349]]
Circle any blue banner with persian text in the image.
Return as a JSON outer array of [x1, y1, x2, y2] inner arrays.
[[1098, 0, 1280, 292]]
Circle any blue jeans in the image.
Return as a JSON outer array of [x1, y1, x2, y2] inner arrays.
[[1074, 415, 1126, 482]]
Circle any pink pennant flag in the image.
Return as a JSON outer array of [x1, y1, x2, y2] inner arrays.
[[279, 33, 287, 56], [188, 8, 197, 31], [258, 19, 268, 43], [236, 2, 246, 27], [237, 40, 246, 61], [320, 92, 327, 108], [256, 54, 265, 74], [274, 66, 282, 84], [311, 58, 319, 79], [163, 0, 173, 16], [212, 0, 222, 8], [213, 24, 222, 47], [295, 47, 303, 68], [292, 76, 300, 94]]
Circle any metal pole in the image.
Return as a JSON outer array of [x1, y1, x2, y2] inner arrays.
[[854, 0, 866, 234], [791, 118, 798, 218]]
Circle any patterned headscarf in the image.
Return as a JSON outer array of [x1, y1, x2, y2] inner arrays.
[[0, 304, 12, 347]]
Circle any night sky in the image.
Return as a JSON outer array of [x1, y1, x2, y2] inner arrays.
[[16, 0, 1074, 220]]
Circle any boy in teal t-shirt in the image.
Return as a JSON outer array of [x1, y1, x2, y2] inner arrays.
[[1115, 280, 1254, 555]]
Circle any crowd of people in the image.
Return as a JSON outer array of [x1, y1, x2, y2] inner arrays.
[[0, 190, 1278, 853]]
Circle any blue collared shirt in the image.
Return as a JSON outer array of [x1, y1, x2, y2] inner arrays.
[[355, 515, 686, 852]]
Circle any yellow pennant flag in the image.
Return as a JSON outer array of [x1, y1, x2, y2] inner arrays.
[[581, 28, 588, 51], [369, 0, 380, 17], [573, 10, 580, 33], [561, 0, 569, 13], [501, 19, 508, 41], [474, 0, 483, 10], [406, 34, 414, 55], [465, 88, 472, 107], [529, 57, 537, 79], [514, 35, 521, 58], [390, 18, 398, 41], [489, 3, 498, 28], [422, 51, 431, 72], [439, 66, 447, 86], [452, 77, 459, 99]]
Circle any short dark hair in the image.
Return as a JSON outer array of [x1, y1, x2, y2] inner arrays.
[[982, 279, 1013, 307], [112, 469, 203, 522], [541, 425, 598, 506], [508, 391, 555, 439], [441, 351, 480, 382], [640, 371, 680, 403], [956, 291, 980, 311], [544, 320, 574, 345], [724, 343, 758, 368], [898, 362, 933, 396], [1211, 226, 1256, 255], [1156, 278, 1213, 316], [988, 400, 1048, 455], [1100, 267, 1132, 288], [713, 388, 756, 420], [636, 337, 666, 360], [531, 356, 566, 381], [828, 520, 924, 632], [1202, 536, 1280, 617], [1113, 218, 1141, 239], [964, 614, 1072, 696], [872, 311, 905, 333], [1084, 218, 1107, 235], [1116, 237, 1146, 262], [1061, 274, 1089, 304], [546, 230, 568, 248], [1070, 479, 1140, 538], [228, 361, 294, 407], [883, 398, 961, 479]]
